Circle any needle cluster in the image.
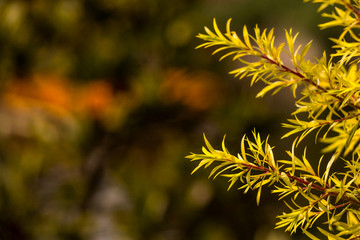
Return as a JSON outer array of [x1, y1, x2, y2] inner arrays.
[[188, 1, 360, 239]]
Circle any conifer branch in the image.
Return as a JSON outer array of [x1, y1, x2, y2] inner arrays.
[[187, 133, 360, 234], [261, 53, 360, 111], [190, 1, 360, 238], [342, 0, 360, 20]]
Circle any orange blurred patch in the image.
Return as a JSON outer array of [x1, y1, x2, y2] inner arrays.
[[3, 74, 73, 116], [2, 74, 115, 118], [161, 68, 223, 111], [76, 80, 114, 117], [0, 74, 140, 137]]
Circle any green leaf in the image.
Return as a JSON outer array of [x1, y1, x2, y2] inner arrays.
[[203, 134, 216, 154], [256, 181, 263, 206], [243, 25, 252, 49], [256, 81, 285, 98], [303, 228, 321, 240], [323, 153, 337, 185], [317, 227, 347, 240], [213, 18, 224, 39], [345, 120, 360, 152], [299, 40, 313, 62]]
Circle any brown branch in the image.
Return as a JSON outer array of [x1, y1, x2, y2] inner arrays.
[[229, 160, 360, 206], [350, 235, 360, 240], [343, 0, 360, 20], [261, 54, 360, 111], [318, 112, 360, 126], [240, 162, 325, 191]]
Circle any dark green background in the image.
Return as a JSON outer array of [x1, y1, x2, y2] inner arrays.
[[0, 0, 336, 239]]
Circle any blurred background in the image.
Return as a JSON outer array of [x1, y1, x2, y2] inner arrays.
[[0, 0, 336, 239]]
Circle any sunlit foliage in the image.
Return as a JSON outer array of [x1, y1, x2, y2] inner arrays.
[[189, 0, 360, 239]]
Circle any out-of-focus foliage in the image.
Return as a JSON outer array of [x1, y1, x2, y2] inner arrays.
[[0, 0, 326, 239]]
